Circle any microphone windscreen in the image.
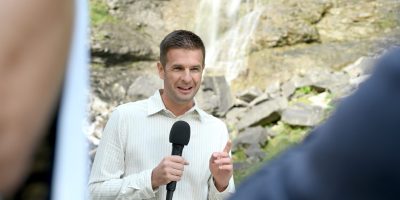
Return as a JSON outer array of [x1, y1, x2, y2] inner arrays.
[[169, 120, 190, 145]]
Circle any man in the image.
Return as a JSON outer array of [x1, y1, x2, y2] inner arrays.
[[89, 30, 235, 200], [229, 48, 400, 200]]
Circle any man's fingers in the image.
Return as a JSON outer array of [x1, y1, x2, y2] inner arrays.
[[167, 174, 182, 182], [218, 164, 233, 171], [214, 157, 232, 165], [169, 155, 189, 165], [169, 168, 183, 176], [211, 152, 229, 161], [223, 140, 232, 153]]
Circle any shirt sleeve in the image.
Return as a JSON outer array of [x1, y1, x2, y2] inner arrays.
[[208, 122, 235, 200], [208, 175, 235, 200], [88, 108, 157, 200]]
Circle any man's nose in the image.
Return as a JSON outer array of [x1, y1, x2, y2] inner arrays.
[[181, 69, 192, 82]]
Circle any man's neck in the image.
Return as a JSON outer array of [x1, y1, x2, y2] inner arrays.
[[159, 90, 194, 117]]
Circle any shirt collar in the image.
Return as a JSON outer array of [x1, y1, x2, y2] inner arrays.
[[147, 90, 206, 122]]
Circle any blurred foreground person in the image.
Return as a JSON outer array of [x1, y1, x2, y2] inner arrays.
[[0, 0, 89, 199], [229, 47, 400, 200]]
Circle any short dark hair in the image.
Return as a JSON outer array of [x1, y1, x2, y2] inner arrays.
[[159, 30, 206, 67]]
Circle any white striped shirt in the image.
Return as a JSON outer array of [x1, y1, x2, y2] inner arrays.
[[89, 90, 234, 200]]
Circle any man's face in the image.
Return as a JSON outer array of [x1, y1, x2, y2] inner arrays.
[[158, 48, 204, 106]]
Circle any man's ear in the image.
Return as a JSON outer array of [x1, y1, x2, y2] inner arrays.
[[157, 62, 164, 80]]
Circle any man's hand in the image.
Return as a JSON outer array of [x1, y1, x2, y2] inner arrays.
[[151, 156, 189, 190], [209, 140, 233, 192]]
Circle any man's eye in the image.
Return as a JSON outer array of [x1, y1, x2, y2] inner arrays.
[[191, 68, 201, 72]]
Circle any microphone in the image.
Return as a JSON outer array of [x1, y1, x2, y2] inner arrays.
[[166, 120, 190, 200]]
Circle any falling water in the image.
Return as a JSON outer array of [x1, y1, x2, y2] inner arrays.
[[195, 0, 262, 83]]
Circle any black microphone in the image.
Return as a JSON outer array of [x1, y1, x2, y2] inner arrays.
[[166, 120, 190, 200]]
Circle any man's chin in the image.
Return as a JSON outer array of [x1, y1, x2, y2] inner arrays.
[[176, 95, 194, 104]]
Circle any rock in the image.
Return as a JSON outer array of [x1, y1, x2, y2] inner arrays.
[[88, 94, 114, 144], [91, 66, 148, 103], [91, 0, 171, 65], [196, 90, 219, 114], [127, 74, 163, 102], [281, 102, 324, 126], [291, 75, 314, 88], [316, 1, 386, 42], [232, 98, 250, 107], [249, 93, 270, 107], [252, 0, 332, 50], [280, 81, 296, 99], [312, 71, 351, 97], [245, 144, 266, 161], [92, 23, 157, 65], [238, 40, 375, 91], [308, 91, 332, 109], [237, 86, 263, 103], [237, 97, 288, 130], [225, 107, 247, 126], [110, 82, 126, 101], [303, 68, 333, 84], [349, 74, 370, 88], [343, 56, 377, 78], [265, 81, 281, 98], [279, 75, 315, 99], [233, 126, 269, 151], [233, 161, 252, 171], [196, 76, 234, 117]]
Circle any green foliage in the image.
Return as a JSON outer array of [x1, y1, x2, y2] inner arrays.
[[90, 0, 114, 27], [232, 148, 247, 162], [297, 86, 312, 95], [263, 122, 309, 159], [375, 11, 398, 30], [233, 161, 264, 184], [294, 86, 322, 97], [232, 123, 310, 184], [232, 148, 262, 184]]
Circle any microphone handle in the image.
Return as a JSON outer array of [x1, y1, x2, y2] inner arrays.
[[166, 144, 184, 200], [166, 190, 174, 200], [171, 144, 184, 156], [166, 180, 177, 192]]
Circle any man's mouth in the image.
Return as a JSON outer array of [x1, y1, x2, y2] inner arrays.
[[177, 86, 193, 93]]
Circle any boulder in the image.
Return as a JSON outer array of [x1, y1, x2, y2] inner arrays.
[[281, 102, 324, 126], [225, 107, 247, 127], [127, 74, 163, 102], [236, 86, 263, 103], [196, 76, 234, 117], [233, 126, 269, 151], [245, 144, 266, 162], [237, 97, 288, 130]]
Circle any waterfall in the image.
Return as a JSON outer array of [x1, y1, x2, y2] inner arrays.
[[194, 0, 261, 83]]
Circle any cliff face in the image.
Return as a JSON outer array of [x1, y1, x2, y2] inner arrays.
[[91, 0, 400, 88], [89, 0, 400, 182]]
